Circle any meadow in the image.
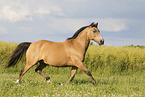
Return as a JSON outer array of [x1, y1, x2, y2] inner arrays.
[[0, 41, 145, 96]]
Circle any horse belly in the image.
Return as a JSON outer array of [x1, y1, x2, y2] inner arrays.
[[45, 53, 68, 66], [42, 44, 69, 66]]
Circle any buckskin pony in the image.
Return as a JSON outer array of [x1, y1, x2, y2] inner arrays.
[[7, 22, 104, 85]]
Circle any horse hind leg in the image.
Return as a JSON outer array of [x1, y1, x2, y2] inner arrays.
[[15, 68, 24, 83], [35, 60, 50, 84], [15, 63, 34, 83], [15, 57, 39, 83]]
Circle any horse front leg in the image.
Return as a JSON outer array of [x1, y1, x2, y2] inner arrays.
[[75, 61, 97, 85], [66, 66, 78, 84]]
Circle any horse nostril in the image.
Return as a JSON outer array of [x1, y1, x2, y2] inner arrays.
[[100, 39, 104, 44]]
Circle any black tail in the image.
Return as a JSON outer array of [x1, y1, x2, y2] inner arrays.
[[6, 42, 32, 67]]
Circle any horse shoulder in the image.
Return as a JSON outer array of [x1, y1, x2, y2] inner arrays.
[[63, 40, 84, 65]]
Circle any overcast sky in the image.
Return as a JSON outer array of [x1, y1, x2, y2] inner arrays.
[[0, 0, 145, 46]]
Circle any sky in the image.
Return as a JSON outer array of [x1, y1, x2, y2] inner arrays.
[[0, 0, 145, 46]]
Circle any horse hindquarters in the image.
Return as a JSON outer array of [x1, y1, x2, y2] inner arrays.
[[16, 42, 42, 83]]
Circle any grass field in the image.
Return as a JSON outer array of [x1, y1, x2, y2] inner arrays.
[[0, 41, 145, 96]]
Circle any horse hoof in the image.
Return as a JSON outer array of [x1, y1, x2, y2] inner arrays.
[[15, 79, 20, 83], [46, 79, 51, 84]]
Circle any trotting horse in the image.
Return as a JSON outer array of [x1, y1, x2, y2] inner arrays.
[[7, 22, 104, 85]]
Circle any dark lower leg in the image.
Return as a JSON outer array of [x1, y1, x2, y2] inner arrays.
[[36, 70, 50, 81], [77, 64, 97, 85], [85, 70, 96, 85], [18, 68, 24, 82]]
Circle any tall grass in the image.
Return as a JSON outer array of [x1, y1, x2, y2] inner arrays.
[[84, 45, 145, 74], [0, 41, 18, 65]]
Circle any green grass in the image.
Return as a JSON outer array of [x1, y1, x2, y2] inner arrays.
[[0, 41, 145, 96], [0, 66, 145, 96]]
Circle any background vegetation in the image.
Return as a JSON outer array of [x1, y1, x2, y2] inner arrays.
[[0, 41, 145, 96]]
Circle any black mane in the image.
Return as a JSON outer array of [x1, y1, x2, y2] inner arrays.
[[67, 23, 97, 40], [67, 26, 88, 40]]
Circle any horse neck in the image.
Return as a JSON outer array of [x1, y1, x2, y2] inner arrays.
[[73, 29, 90, 54]]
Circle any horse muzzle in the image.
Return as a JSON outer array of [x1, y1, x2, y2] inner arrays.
[[99, 39, 104, 46]]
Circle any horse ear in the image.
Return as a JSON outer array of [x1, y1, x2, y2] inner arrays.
[[90, 22, 94, 27], [95, 22, 98, 27]]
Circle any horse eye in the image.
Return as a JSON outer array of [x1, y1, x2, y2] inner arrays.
[[93, 30, 96, 33]]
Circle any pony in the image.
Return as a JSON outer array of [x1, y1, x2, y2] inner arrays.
[[7, 22, 104, 85]]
